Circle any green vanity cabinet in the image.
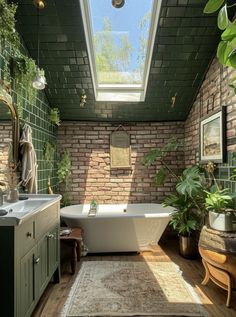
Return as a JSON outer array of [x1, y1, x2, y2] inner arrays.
[[0, 200, 60, 317], [19, 246, 37, 317]]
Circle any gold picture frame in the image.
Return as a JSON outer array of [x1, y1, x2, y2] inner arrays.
[[110, 130, 131, 169], [200, 108, 226, 163]]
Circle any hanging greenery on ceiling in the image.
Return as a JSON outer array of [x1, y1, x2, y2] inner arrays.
[[204, 0, 236, 92], [0, 0, 41, 116]]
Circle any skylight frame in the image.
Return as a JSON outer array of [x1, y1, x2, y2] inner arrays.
[[80, 0, 162, 102]]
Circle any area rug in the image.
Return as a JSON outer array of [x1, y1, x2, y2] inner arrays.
[[60, 261, 208, 317]]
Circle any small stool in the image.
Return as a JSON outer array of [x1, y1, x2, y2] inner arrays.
[[60, 227, 83, 274]]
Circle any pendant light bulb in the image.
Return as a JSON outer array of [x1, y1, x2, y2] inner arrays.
[[112, 0, 125, 8], [33, 0, 45, 9], [32, 72, 47, 90], [32, 1, 46, 90]]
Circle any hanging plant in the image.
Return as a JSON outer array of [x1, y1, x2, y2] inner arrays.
[[43, 141, 55, 168], [49, 107, 61, 126], [0, 0, 19, 51], [57, 150, 72, 206], [57, 150, 71, 186], [204, 0, 236, 92], [43, 141, 56, 194]]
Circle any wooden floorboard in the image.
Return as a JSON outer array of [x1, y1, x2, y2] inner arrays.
[[32, 240, 236, 317]]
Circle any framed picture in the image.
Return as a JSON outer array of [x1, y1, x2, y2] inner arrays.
[[200, 108, 226, 163], [110, 130, 131, 169]]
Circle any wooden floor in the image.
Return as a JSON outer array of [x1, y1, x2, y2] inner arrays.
[[32, 240, 236, 317]]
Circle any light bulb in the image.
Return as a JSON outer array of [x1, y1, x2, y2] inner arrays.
[[32, 74, 47, 90], [112, 0, 125, 8]]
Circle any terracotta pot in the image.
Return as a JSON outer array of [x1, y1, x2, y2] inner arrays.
[[179, 235, 198, 259]]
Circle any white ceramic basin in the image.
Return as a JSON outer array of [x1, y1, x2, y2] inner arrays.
[[6, 200, 48, 214], [0, 194, 61, 226]]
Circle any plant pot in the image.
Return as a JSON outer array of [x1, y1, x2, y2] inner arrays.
[[179, 235, 198, 259], [209, 210, 234, 232]]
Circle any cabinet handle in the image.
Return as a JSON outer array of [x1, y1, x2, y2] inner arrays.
[[26, 232, 32, 237], [47, 234, 54, 239], [34, 257, 40, 264]]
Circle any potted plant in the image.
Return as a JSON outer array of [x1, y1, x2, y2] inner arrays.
[[164, 194, 201, 258], [205, 186, 236, 232], [163, 166, 206, 258]]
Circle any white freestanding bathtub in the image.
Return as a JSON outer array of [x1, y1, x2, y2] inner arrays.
[[60, 203, 174, 253]]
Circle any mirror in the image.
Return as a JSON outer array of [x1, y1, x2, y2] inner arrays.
[[0, 93, 19, 178]]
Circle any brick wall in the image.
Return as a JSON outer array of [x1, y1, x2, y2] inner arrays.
[[58, 122, 184, 204], [185, 58, 236, 166], [0, 122, 11, 183]]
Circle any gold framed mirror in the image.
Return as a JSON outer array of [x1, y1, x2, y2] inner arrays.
[[0, 94, 19, 170]]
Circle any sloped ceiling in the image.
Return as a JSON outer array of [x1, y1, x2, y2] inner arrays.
[[15, 0, 222, 122]]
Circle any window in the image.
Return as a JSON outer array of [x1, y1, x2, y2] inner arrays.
[[80, 0, 161, 101]]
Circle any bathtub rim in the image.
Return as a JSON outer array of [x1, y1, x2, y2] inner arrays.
[[60, 203, 175, 219]]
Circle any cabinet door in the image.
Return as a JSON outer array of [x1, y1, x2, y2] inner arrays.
[[20, 246, 36, 317], [35, 234, 49, 299], [48, 226, 59, 277]]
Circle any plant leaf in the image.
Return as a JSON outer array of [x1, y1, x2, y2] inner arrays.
[[153, 168, 167, 186], [204, 0, 224, 14], [221, 24, 236, 41], [176, 166, 202, 197], [142, 149, 162, 166], [217, 41, 232, 65], [228, 51, 236, 69], [217, 5, 228, 30]]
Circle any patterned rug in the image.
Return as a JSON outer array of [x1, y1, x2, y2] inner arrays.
[[60, 261, 208, 317]]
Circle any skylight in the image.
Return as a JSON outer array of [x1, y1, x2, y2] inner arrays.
[[80, 0, 161, 102]]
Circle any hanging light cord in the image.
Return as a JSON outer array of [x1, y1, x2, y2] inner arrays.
[[37, 7, 40, 68]]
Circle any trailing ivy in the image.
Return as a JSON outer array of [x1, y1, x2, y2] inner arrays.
[[49, 108, 61, 126], [0, 0, 19, 50], [204, 0, 236, 92], [57, 150, 72, 206], [0, 0, 42, 113]]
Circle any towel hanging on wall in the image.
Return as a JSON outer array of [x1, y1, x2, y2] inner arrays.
[[20, 124, 38, 194]]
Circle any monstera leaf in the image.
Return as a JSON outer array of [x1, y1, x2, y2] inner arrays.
[[153, 168, 167, 186], [176, 166, 202, 198], [142, 149, 162, 166]]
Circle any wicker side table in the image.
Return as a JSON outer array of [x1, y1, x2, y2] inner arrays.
[[199, 226, 236, 307]]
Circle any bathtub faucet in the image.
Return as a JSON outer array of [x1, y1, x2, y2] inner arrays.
[[88, 199, 97, 217]]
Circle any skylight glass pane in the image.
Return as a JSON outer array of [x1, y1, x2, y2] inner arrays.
[[88, 0, 153, 86]]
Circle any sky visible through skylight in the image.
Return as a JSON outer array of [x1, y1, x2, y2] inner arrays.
[[89, 0, 153, 86]]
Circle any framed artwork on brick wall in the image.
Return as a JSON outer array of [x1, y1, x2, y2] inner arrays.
[[200, 107, 226, 163], [110, 130, 131, 169]]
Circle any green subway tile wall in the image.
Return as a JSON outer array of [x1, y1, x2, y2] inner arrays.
[[0, 41, 58, 193], [215, 153, 236, 194]]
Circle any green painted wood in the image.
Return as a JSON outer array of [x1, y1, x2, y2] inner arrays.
[[0, 201, 60, 317], [48, 226, 59, 277], [20, 246, 36, 317], [35, 235, 49, 299]]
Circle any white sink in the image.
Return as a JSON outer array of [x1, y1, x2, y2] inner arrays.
[[6, 200, 47, 214], [0, 194, 61, 225]]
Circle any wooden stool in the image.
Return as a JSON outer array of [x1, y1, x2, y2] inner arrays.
[[199, 226, 236, 307], [60, 227, 83, 274]]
